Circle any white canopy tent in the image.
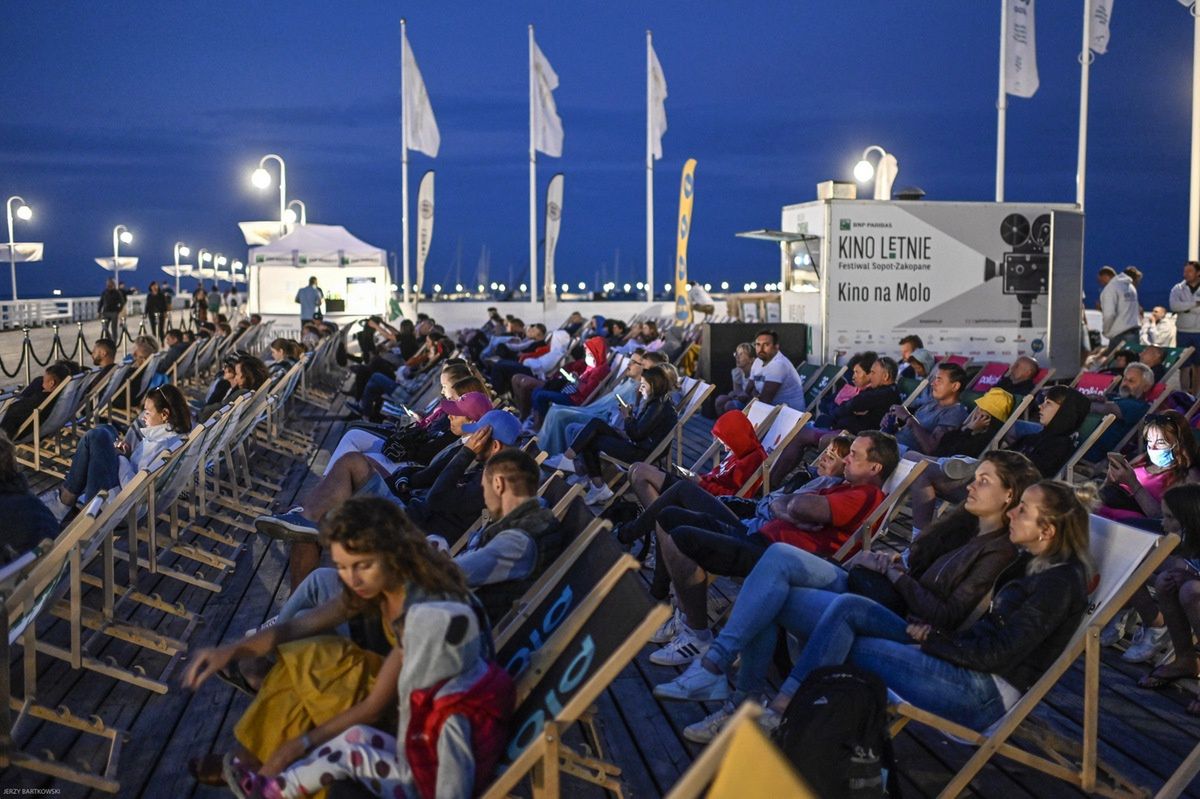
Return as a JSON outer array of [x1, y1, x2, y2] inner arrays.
[[246, 223, 389, 316]]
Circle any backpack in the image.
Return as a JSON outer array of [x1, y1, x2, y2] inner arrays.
[[772, 665, 899, 799]]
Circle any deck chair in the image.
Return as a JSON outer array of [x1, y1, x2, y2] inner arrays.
[[1071, 371, 1120, 400], [665, 702, 815, 799], [889, 516, 1178, 798], [964, 361, 1009, 391], [1111, 384, 1175, 456], [754, 406, 812, 495], [687, 399, 779, 475], [1031, 366, 1055, 393], [480, 560, 670, 799], [802, 363, 846, 411], [11, 371, 92, 476], [982, 392, 1036, 454], [1061, 413, 1116, 484], [832, 458, 929, 560], [0, 500, 126, 793], [941, 355, 969, 367], [89, 362, 135, 423]]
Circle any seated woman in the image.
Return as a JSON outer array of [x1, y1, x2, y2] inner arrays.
[[657, 463, 1089, 743], [43, 384, 193, 520], [567, 363, 677, 507], [1132, 484, 1200, 710], [489, 328, 570, 395], [0, 432, 59, 561], [1097, 410, 1200, 525], [713, 343, 755, 415], [908, 385, 1088, 533], [523, 337, 610, 427], [820, 350, 877, 416], [182, 498, 477, 786], [266, 338, 304, 377], [199, 354, 269, 422]]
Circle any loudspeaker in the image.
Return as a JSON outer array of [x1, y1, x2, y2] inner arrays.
[[699, 323, 809, 398]]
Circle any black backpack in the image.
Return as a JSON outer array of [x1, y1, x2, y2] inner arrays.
[[772, 665, 899, 799]]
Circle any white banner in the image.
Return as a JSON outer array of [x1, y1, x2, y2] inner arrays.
[[543, 173, 564, 310], [403, 34, 441, 157], [533, 41, 564, 157], [415, 171, 434, 302], [1005, 0, 1039, 98], [1089, 0, 1114, 54], [649, 43, 668, 160]]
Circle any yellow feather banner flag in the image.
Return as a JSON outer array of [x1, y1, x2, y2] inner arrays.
[[673, 158, 696, 324]]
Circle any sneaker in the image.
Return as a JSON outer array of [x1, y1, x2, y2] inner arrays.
[[942, 456, 978, 481], [254, 509, 318, 542], [542, 454, 575, 473], [650, 608, 683, 644], [681, 699, 783, 745], [653, 659, 731, 702], [40, 490, 72, 522], [1099, 608, 1136, 648], [243, 615, 278, 638], [584, 483, 615, 506], [649, 627, 711, 666], [1122, 625, 1172, 663], [1156, 640, 1178, 667]]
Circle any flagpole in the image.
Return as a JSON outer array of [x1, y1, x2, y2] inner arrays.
[[646, 30, 655, 303], [1191, 3, 1200, 260], [401, 19, 412, 308], [1076, 2, 1092, 212], [995, 0, 1007, 202], [529, 24, 539, 307]]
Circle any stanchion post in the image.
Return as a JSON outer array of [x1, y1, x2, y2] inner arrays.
[[21, 327, 31, 385], [51, 324, 61, 361], [75, 322, 85, 369]]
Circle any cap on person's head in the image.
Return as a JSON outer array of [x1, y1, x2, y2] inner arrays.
[[462, 409, 522, 446], [907, 348, 936, 377], [438, 391, 492, 421], [974, 388, 1014, 422]]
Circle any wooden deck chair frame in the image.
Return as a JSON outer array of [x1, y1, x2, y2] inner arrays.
[[448, 478, 584, 558], [1110, 385, 1175, 456], [751, 408, 812, 496], [900, 375, 931, 409], [1061, 413, 1116, 484], [832, 458, 929, 560], [10, 371, 91, 476], [981, 392, 1036, 455], [108, 350, 168, 426], [480, 559, 670, 799], [0, 504, 125, 793], [889, 523, 1179, 799], [686, 399, 780, 475]]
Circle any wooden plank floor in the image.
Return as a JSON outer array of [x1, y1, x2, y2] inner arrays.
[[4, 404, 1200, 797]]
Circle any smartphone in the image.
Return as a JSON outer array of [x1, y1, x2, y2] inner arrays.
[[615, 393, 630, 409], [399, 404, 419, 420], [559, 368, 578, 384], [672, 464, 697, 480]]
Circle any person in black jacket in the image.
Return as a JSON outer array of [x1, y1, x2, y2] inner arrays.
[[144, 281, 169, 340], [98, 278, 126, 341], [0, 362, 71, 440], [0, 431, 58, 561], [566, 365, 679, 507]]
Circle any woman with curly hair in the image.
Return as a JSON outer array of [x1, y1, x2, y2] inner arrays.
[[182, 498, 477, 785]]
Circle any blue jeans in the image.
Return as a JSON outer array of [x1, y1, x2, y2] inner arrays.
[[705, 544, 850, 697], [278, 567, 350, 637], [361, 372, 398, 411], [848, 637, 1006, 732], [540, 403, 607, 455], [532, 388, 576, 419], [64, 426, 123, 500]]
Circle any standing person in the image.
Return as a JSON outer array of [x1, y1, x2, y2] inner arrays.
[[99, 278, 125, 341], [688, 280, 716, 318], [1098, 265, 1140, 348], [295, 276, 324, 325], [1170, 260, 1200, 393], [193, 283, 208, 326], [144, 281, 169, 340], [207, 281, 222, 319]]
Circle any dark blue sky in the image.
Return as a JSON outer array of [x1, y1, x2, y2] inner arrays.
[[0, 2, 1194, 307]]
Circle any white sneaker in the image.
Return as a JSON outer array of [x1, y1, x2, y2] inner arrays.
[[649, 627, 711, 666], [542, 454, 575, 473], [40, 490, 71, 522], [654, 659, 731, 702], [1122, 625, 1172, 663], [681, 700, 782, 744], [1099, 608, 1136, 648], [650, 607, 683, 645], [584, 483, 615, 506]]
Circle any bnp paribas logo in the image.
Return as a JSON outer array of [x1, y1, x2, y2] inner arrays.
[[839, 219, 851, 231]]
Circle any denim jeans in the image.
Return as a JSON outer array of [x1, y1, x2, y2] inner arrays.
[[532, 388, 576, 419], [277, 567, 350, 637], [361, 372, 398, 412], [705, 544, 850, 696], [64, 426, 123, 500], [848, 636, 1007, 732]]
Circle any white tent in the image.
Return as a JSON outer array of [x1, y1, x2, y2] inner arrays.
[[246, 223, 390, 317]]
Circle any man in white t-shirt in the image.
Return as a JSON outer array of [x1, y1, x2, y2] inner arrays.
[[748, 329, 806, 412]]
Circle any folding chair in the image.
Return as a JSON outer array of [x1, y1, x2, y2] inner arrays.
[[899, 375, 930, 409], [889, 515, 1178, 798], [1061, 413, 1116, 484], [1071, 371, 1120, 400], [982, 392, 1036, 454], [964, 361, 1009, 391], [10, 372, 92, 477], [802, 363, 846, 411], [832, 458, 929, 560], [753, 406, 812, 495], [687, 399, 779, 475]]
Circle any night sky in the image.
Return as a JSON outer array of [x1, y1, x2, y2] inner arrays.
[[0, 1, 1195, 309]]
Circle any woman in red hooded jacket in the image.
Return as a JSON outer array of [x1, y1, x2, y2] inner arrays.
[[526, 337, 611, 427]]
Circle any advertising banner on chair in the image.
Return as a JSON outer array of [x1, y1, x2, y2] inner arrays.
[[415, 170, 435, 310], [673, 158, 697, 323], [543, 173, 564, 311]]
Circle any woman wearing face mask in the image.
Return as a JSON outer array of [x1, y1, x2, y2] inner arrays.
[[1098, 411, 1200, 523], [42, 384, 193, 520], [567, 364, 678, 506], [525, 337, 610, 428]]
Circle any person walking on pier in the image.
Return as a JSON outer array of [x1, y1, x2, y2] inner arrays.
[[145, 281, 168, 340], [99, 278, 125, 341], [295, 276, 324, 325]]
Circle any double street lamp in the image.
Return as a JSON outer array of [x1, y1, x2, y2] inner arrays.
[[251, 154, 287, 237], [6, 196, 32, 301], [112, 224, 133, 283]]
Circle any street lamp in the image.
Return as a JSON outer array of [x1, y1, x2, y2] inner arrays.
[[213, 254, 227, 290], [853, 145, 899, 200], [172, 241, 189, 297], [6, 196, 32, 301], [286, 199, 307, 226], [251, 153, 287, 236], [112, 224, 133, 285], [197, 248, 211, 289]]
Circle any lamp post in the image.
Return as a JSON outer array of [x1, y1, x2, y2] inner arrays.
[[251, 154, 287, 237], [112, 224, 133, 285], [6, 196, 32, 301], [853, 145, 899, 200], [197, 249, 211, 290], [286, 199, 307, 226], [213, 254, 227, 291], [172, 241, 189, 298]]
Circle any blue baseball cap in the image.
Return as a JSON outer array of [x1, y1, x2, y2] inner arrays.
[[462, 410, 522, 446]]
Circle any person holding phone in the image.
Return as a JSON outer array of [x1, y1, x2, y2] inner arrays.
[[1097, 411, 1200, 524], [526, 338, 611, 429]]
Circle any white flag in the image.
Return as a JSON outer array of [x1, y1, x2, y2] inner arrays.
[[403, 34, 440, 157], [533, 42, 564, 157], [1089, 0, 1114, 55], [649, 43, 668, 160], [1005, 0, 1039, 98], [415, 171, 435, 301], [544, 173, 564, 309]]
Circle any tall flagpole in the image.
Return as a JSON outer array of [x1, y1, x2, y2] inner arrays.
[[529, 24, 539, 307], [1076, 1, 1092, 212], [995, 0, 1007, 202], [401, 19, 412, 307], [646, 30, 655, 302], [1190, 3, 1200, 260]]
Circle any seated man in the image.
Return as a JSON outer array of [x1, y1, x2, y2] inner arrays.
[[648, 431, 897, 666], [1140, 345, 1168, 383], [995, 355, 1039, 395], [156, 329, 188, 374], [746, 329, 806, 412], [883, 362, 968, 456], [0, 362, 72, 439], [1085, 362, 1154, 462], [896, 334, 924, 379]]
